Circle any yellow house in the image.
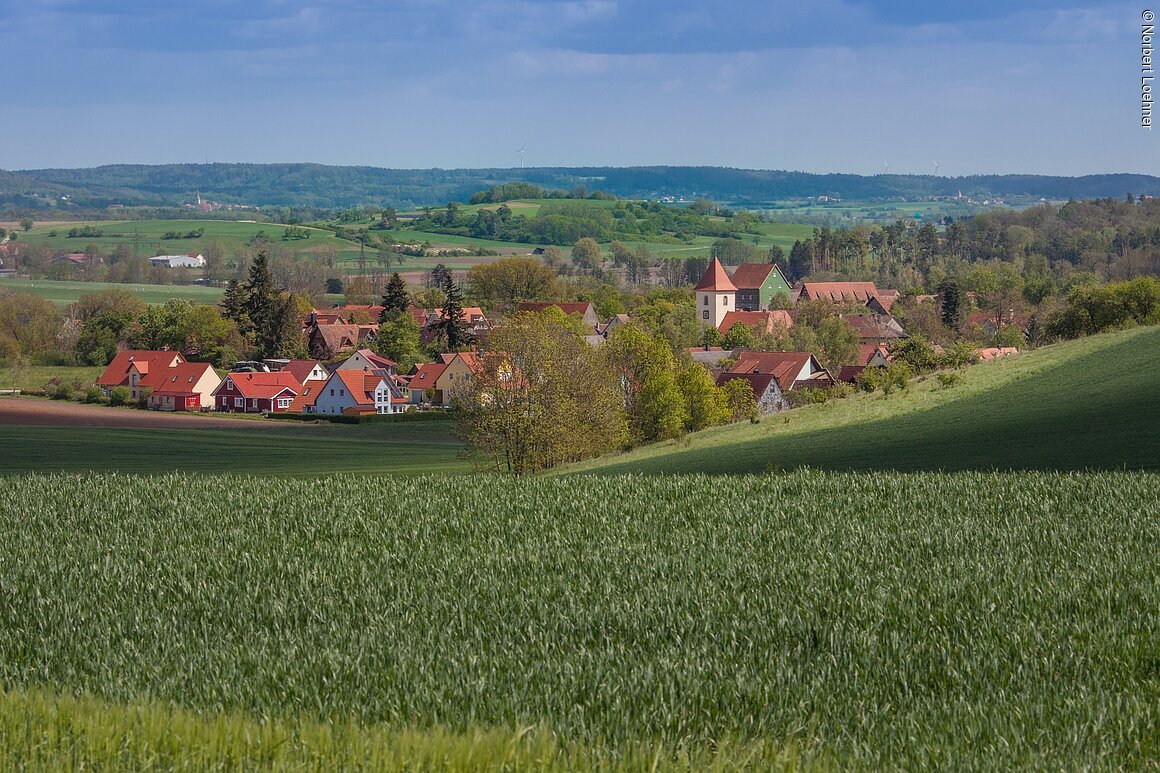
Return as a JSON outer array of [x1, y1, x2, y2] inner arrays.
[[434, 352, 482, 405]]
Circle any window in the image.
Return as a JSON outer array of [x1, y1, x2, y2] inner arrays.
[[722, 296, 729, 305], [277, 398, 292, 409], [339, 389, 345, 396], [702, 311, 710, 320], [234, 397, 243, 408], [702, 296, 708, 306], [329, 389, 334, 396]]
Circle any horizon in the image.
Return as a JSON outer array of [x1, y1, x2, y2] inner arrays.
[[1, 1, 1156, 176]]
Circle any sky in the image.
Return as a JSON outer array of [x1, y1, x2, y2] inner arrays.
[[0, 0, 1155, 175]]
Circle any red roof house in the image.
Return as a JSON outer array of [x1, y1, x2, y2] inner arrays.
[[212, 372, 300, 413]]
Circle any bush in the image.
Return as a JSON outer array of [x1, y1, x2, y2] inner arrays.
[[50, 383, 75, 401], [939, 340, 980, 369], [881, 362, 913, 395], [108, 387, 131, 406], [936, 372, 963, 390], [856, 366, 886, 393], [82, 385, 107, 404]]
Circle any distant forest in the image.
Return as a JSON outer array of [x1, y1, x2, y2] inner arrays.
[[3, 164, 1160, 213]]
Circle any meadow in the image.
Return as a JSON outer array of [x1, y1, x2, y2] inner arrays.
[[567, 325, 1160, 475], [0, 472, 1155, 768], [0, 277, 225, 306]]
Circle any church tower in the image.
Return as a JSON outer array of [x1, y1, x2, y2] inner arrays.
[[694, 257, 737, 328]]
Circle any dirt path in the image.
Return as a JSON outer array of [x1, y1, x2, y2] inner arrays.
[[0, 396, 299, 429]]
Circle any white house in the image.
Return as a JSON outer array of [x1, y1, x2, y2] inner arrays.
[[312, 369, 406, 415], [149, 253, 206, 268]]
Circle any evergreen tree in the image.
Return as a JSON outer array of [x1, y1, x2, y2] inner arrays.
[[220, 279, 252, 337], [938, 278, 966, 331], [436, 274, 471, 352], [242, 251, 282, 358], [379, 272, 410, 321]]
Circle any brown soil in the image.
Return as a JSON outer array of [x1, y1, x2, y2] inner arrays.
[[0, 396, 297, 429]]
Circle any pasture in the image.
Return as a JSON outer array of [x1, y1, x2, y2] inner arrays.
[[567, 325, 1160, 476], [0, 277, 225, 306], [0, 471, 1154, 767]]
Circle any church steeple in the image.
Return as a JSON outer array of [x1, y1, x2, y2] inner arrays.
[[694, 257, 736, 328]]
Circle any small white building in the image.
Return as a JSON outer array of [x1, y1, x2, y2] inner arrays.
[[150, 253, 206, 268]]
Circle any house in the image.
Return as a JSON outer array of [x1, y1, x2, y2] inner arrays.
[[600, 313, 632, 338], [842, 314, 907, 342], [334, 304, 385, 322], [856, 342, 891, 367], [730, 263, 792, 311], [717, 351, 833, 413], [335, 348, 396, 376], [865, 290, 900, 315], [308, 323, 376, 361], [270, 359, 329, 384], [694, 257, 737, 328], [212, 372, 300, 413], [965, 311, 1031, 336], [837, 365, 866, 384], [142, 361, 221, 411], [407, 359, 450, 404], [798, 282, 880, 303], [97, 350, 186, 401], [288, 379, 328, 413], [686, 345, 740, 371], [312, 369, 407, 415], [718, 310, 794, 336], [149, 254, 206, 268], [515, 302, 600, 331], [435, 352, 483, 405]]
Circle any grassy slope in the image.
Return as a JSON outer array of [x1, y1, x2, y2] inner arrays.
[[0, 419, 467, 476], [0, 277, 225, 306], [0, 364, 103, 391], [565, 326, 1160, 475]]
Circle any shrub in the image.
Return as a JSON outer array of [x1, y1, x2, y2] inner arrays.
[[108, 387, 131, 406], [50, 383, 75, 401], [936, 372, 963, 390], [856, 366, 886, 393], [882, 362, 913, 395], [82, 386, 107, 404]]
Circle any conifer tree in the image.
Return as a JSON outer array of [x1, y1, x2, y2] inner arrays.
[[436, 274, 471, 352], [380, 272, 409, 321]]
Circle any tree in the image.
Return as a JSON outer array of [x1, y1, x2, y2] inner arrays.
[[380, 272, 410, 320], [453, 311, 625, 474], [815, 317, 860, 371], [571, 237, 602, 273], [19, 218, 33, 232], [768, 244, 785, 265], [373, 308, 422, 372], [0, 292, 61, 361], [344, 276, 375, 306], [609, 240, 634, 268], [435, 274, 471, 352], [721, 322, 756, 350], [938, 278, 966, 331], [677, 364, 730, 432], [467, 257, 559, 311], [722, 378, 759, 422], [603, 325, 687, 443]]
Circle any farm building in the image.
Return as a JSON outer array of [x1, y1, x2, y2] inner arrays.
[[717, 352, 832, 413], [149, 254, 206, 268], [730, 263, 793, 311]]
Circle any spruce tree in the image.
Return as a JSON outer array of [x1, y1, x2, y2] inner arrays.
[[243, 251, 280, 358], [380, 272, 409, 321], [938, 278, 966, 331], [436, 274, 471, 352]]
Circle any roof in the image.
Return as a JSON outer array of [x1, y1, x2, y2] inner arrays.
[[977, 347, 1019, 361], [729, 352, 815, 391], [330, 369, 385, 408], [719, 310, 794, 335], [409, 361, 449, 388], [799, 282, 879, 302], [837, 365, 866, 383], [97, 350, 184, 387], [288, 379, 327, 412], [142, 362, 218, 396], [283, 359, 325, 385], [216, 372, 300, 400], [716, 371, 780, 398], [693, 258, 737, 292], [729, 263, 783, 289], [857, 342, 891, 366], [311, 324, 364, 354], [337, 304, 385, 319], [842, 314, 907, 340], [516, 301, 596, 317], [350, 348, 396, 370]]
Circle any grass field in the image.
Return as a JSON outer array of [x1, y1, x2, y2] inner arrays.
[[0, 418, 467, 476], [0, 277, 225, 306], [0, 364, 102, 391], [566, 326, 1160, 476], [1, 472, 1155, 767]]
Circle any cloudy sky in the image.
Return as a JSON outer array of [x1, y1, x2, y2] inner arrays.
[[0, 0, 1154, 175]]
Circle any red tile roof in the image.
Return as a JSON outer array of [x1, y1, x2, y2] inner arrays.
[[856, 342, 890, 366], [718, 310, 793, 335], [693, 258, 737, 292], [977, 347, 1019, 360], [729, 352, 814, 391], [516, 301, 595, 317], [141, 362, 218, 396], [409, 361, 448, 387], [837, 365, 866, 383], [799, 282, 879, 302], [288, 379, 327, 412], [729, 263, 785, 289], [716, 371, 780, 398], [218, 372, 300, 400], [283, 359, 325, 385], [97, 350, 184, 387], [842, 314, 906, 340]]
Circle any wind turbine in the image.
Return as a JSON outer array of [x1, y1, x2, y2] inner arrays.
[[515, 144, 526, 169], [933, 160, 940, 176], [882, 159, 890, 175]]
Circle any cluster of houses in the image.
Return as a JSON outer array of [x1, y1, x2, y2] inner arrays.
[[94, 256, 1018, 418], [96, 347, 476, 416]]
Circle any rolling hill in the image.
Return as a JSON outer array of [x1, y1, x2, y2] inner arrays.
[[564, 325, 1160, 475]]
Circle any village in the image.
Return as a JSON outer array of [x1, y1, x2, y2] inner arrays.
[[92, 257, 1020, 421]]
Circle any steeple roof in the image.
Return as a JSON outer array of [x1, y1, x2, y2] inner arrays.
[[693, 257, 737, 292]]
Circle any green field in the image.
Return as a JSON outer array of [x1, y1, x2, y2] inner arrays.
[[566, 326, 1160, 475], [1, 472, 1155, 767], [0, 364, 102, 391], [0, 417, 467, 476], [0, 277, 225, 306]]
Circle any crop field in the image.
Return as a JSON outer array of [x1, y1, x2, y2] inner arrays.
[[0, 417, 466, 476], [567, 325, 1160, 476], [15, 219, 361, 259], [0, 472, 1155, 767], [0, 364, 102, 391], [0, 277, 225, 306]]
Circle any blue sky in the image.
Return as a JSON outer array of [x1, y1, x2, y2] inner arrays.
[[0, 0, 1154, 175]]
